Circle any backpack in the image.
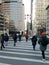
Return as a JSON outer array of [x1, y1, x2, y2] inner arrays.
[[41, 36, 48, 46], [4, 34, 9, 41], [31, 36, 37, 42]]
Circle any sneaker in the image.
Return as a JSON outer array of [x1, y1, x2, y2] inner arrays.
[[3, 46, 5, 48], [42, 59, 46, 61]]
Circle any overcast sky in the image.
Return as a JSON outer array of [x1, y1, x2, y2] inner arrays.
[[23, 0, 31, 15], [23, 0, 31, 29]]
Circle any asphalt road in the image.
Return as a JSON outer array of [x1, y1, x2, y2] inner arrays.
[[0, 39, 49, 65]]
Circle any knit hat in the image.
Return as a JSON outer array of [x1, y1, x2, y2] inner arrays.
[[41, 32, 46, 35]]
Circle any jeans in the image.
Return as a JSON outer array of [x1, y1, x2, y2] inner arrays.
[[42, 51, 45, 59]]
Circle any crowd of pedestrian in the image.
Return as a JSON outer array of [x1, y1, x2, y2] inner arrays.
[[0, 31, 49, 61]]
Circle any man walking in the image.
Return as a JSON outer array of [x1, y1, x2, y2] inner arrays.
[[31, 35, 37, 50], [0, 33, 5, 50], [13, 33, 17, 46]]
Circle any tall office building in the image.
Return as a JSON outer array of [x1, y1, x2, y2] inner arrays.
[[0, 3, 9, 34], [33, 0, 49, 35], [2, 0, 25, 33], [20, 4, 25, 32], [0, 3, 4, 33], [46, 5, 49, 36]]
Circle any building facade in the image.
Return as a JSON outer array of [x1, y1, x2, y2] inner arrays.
[[0, 3, 8, 34], [46, 5, 49, 36], [2, 0, 25, 33], [33, 0, 49, 35]]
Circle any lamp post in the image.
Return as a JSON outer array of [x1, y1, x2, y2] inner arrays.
[[25, 14, 30, 34], [27, 14, 29, 33], [30, 0, 33, 30]]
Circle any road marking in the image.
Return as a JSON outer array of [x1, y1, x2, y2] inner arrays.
[[6, 46, 33, 49], [0, 63, 11, 65], [47, 49, 49, 51], [6, 48, 49, 54], [6, 46, 49, 51], [6, 46, 39, 50], [13, 44, 32, 46], [0, 51, 49, 57], [0, 55, 49, 63]]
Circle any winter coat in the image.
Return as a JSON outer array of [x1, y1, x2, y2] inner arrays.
[[25, 34, 28, 38], [38, 36, 48, 51], [31, 36, 37, 45], [4, 34, 9, 41], [1, 34, 4, 43], [13, 34, 17, 41], [18, 34, 22, 41]]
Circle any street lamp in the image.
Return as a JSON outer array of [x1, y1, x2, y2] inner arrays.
[[25, 14, 29, 33], [30, 0, 33, 30], [25, 14, 30, 34]]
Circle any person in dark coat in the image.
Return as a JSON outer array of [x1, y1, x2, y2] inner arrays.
[[0, 33, 5, 50], [38, 32, 49, 60], [18, 33, 22, 42], [13, 33, 17, 46], [31, 35, 37, 50], [4, 33, 9, 46]]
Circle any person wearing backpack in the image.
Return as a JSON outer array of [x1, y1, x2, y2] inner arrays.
[[31, 35, 37, 50], [4, 33, 9, 46], [38, 32, 49, 61]]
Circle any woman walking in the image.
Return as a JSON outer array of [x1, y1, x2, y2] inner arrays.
[[31, 35, 37, 50], [38, 32, 49, 60], [13, 33, 17, 46]]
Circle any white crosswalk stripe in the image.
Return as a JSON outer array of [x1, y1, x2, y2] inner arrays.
[[4, 48, 49, 54], [0, 63, 11, 65], [0, 41, 49, 64], [0, 55, 49, 64], [0, 50, 49, 57]]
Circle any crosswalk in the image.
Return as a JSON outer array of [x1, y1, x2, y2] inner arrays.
[[0, 40, 49, 65]]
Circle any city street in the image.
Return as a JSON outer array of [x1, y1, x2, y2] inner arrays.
[[0, 39, 49, 65], [0, 0, 49, 65]]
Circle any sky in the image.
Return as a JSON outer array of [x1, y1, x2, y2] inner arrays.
[[23, 0, 31, 15], [23, 0, 31, 30], [23, 0, 36, 20]]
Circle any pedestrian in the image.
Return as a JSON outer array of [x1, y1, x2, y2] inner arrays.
[[31, 35, 37, 50], [18, 33, 22, 42], [0, 33, 5, 50], [13, 33, 17, 46], [38, 31, 49, 61], [4, 33, 9, 46], [25, 33, 29, 42]]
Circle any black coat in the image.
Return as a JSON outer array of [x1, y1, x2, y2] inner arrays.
[[31, 36, 37, 45], [13, 34, 17, 41], [1, 34, 4, 43], [4, 34, 9, 41]]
